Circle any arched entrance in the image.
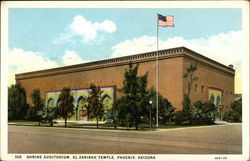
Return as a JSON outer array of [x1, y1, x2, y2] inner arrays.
[[47, 98, 55, 108], [101, 94, 112, 112], [77, 96, 87, 121], [56, 98, 61, 107]]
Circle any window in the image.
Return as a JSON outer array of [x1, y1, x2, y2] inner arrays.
[[210, 94, 215, 104], [216, 96, 221, 107], [201, 85, 204, 93], [195, 84, 197, 92]]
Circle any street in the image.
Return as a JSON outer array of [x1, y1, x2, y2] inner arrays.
[[8, 124, 242, 154]]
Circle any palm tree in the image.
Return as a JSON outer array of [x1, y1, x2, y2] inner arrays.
[[37, 107, 57, 126], [182, 63, 198, 97]]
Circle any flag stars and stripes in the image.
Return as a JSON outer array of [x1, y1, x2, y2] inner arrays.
[[158, 14, 174, 27]]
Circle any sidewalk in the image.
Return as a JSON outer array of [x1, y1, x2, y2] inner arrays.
[[214, 120, 230, 125], [55, 120, 106, 124], [214, 120, 242, 125]]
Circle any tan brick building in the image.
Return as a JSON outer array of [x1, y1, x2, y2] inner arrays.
[[16, 47, 235, 115]]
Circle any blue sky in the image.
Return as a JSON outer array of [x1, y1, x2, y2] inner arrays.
[[8, 8, 243, 92], [9, 8, 241, 61]]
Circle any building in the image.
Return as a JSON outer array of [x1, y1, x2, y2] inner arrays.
[[15, 47, 235, 120]]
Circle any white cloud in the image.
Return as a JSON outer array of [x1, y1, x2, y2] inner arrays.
[[63, 50, 89, 66], [111, 31, 244, 65], [111, 31, 243, 66], [94, 20, 117, 33], [111, 36, 157, 58], [54, 15, 117, 43], [69, 16, 97, 41], [8, 48, 90, 85], [111, 31, 243, 93], [8, 48, 59, 85]]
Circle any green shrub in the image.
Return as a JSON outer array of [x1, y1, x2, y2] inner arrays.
[[230, 111, 241, 122], [202, 101, 218, 124], [24, 107, 34, 120], [182, 94, 191, 111], [125, 113, 134, 129], [37, 107, 57, 126], [191, 100, 219, 125], [223, 111, 242, 122], [222, 99, 242, 123], [174, 110, 191, 125], [222, 112, 231, 121], [24, 106, 39, 121], [191, 108, 206, 125]]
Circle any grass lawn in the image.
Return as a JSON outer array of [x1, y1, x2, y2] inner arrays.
[[8, 120, 39, 125], [8, 120, 217, 131]]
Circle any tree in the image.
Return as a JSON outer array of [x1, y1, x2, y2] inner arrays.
[[182, 94, 191, 111], [37, 107, 57, 126], [147, 88, 174, 124], [27, 89, 44, 125], [105, 100, 119, 129], [182, 63, 198, 97], [8, 84, 28, 120], [118, 63, 149, 129], [231, 99, 242, 115], [116, 64, 173, 129], [86, 84, 104, 128], [116, 96, 129, 127], [182, 63, 198, 112], [57, 87, 75, 127], [223, 99, 242, 122], [230, 98, 242, 122], [158, 95, 175, 124]]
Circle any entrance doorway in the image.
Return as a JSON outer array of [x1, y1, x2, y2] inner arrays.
[[77, 96, 87, 121], [79, 110, 87, 120]]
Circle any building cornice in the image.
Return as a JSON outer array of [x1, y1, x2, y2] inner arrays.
[[183, 47, 235, 73], [15, 47, 235, 80], [182, 54, 235, 76]]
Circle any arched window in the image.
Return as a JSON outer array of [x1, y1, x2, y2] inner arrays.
[[216, 96, 221, 107], [56, 98, 61, 108], [77, 96, 86, 111], [101, 94, 112, 111], [210, 94, 215, 104], [47, 98, 54, 108]]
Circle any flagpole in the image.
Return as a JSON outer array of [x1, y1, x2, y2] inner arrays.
[[156, 14, 159, 127]]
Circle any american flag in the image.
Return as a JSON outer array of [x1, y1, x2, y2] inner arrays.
[[158, 14, 174, 27]]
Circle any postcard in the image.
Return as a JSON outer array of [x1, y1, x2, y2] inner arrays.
[[1, 1, 249, 161]]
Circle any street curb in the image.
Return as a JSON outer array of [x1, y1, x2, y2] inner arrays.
[[157, 123, 242, 132], [8, 123, 241, 133]]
